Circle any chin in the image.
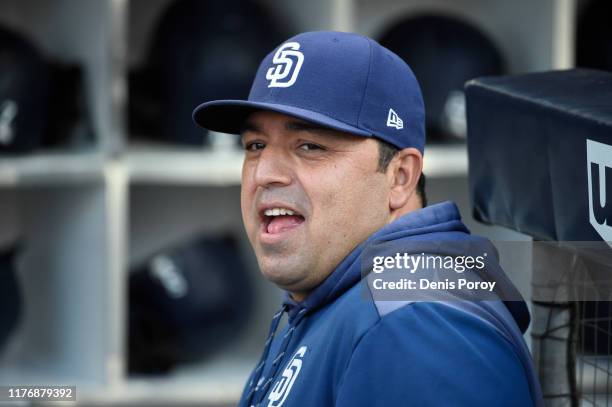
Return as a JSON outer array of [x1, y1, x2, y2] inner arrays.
[[259, 260, 309, 289]]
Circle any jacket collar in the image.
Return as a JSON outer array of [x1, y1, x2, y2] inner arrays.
[[282, 201, 467, 322]]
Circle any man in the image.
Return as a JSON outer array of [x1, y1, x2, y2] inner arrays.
[[193, 31, 543, 406]]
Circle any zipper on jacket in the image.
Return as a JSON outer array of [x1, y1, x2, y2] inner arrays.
[[246, 307, 308, 406]]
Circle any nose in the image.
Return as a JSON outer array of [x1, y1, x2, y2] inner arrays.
[[252, 145, 293, 188]]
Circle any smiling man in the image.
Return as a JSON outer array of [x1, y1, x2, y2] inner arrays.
[[193, 31, 543, 407]]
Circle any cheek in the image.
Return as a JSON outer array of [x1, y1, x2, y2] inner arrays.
[[240, 189, 249, 226], [306, 168, 388, 242], [240, 171, 256, 234]]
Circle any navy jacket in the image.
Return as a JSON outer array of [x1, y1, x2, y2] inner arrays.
[[239, 201, 544, 407]]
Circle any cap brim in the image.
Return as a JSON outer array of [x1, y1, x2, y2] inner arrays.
[[192, 100, 372, 137]]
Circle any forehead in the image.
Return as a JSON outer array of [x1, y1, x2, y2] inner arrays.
[[241, 110, 364, 142]]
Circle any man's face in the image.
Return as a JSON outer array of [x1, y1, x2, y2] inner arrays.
[[241, 111, 391, 299]]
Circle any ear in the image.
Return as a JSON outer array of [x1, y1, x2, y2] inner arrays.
[[387, 147, 423, 212]]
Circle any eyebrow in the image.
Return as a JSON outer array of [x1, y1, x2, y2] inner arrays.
[[285, 121, 334, 134], [239, 121, 260, 135], [240, 118, 334, 136]]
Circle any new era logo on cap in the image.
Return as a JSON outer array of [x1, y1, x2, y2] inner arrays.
[[387, 108, 403, 129]]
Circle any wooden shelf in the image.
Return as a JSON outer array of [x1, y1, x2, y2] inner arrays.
[[127, 144, 244, 186], [0, 150, 106, 187], [423, 144, 468, 177]]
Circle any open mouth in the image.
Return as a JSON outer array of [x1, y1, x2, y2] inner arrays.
[[260, 207, 306, 235]]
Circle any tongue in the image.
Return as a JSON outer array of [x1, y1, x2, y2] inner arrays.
[[267, 215, 304, 234]]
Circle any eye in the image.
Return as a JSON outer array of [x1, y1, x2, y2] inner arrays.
[[298, 143, 323, 151], [244, 141, 265, 151]]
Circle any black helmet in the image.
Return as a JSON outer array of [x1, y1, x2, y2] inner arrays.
[[0, 26, 50, 153], [379, 14, 505, 143], [129, 0, 285, 145], [128, 234, 254, 374], [0, 243, 22, 352]]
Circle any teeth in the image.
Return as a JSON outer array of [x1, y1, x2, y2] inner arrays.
[[264, 208, 296, 217]]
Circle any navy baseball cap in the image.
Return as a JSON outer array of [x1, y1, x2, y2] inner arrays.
[[192, 31, 425, 152]]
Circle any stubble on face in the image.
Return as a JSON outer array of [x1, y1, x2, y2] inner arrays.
[[240, 111, 391, 300]]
